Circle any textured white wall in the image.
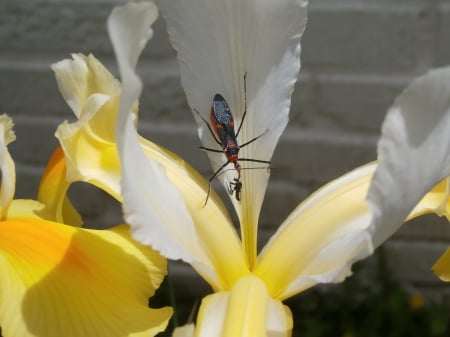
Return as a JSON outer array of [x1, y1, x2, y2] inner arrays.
[[1, 0, 450, 301]]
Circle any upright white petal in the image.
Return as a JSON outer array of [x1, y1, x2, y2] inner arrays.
[[109, 2, 207, 268], [159, 0, 308, 265], [367, 66, 450, 246], [0, 115, 16, 219]]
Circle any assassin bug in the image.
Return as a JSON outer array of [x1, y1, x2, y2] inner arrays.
[[194, 74, 271, 205]]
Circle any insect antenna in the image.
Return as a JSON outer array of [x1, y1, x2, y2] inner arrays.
[[239, 128, 269, 148], [203, 160, 231, 207]]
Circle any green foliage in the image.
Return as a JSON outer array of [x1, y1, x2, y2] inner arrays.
[[287, 249, 450, 337]]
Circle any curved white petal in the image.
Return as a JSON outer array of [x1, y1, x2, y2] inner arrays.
[[256, 163, 375, 300], [159, 0, 308, 264], [109, 0, 195, 261], [367, 66, 450, 247], [108, 2, 248, 290], [0, 115, 16, 219]]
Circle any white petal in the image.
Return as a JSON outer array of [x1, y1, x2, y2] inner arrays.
[[108, 2, 222, 286], [0, 114, 16, 219], [159, 0, 308, 251], [367, 66, 450, 247]]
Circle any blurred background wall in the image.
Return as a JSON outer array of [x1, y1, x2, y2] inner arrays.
[[1, 0, 450, 322]]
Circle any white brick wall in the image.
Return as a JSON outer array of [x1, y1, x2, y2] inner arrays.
[[1, 0, 450, 302]]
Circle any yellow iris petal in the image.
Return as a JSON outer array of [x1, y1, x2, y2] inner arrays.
[[57, 117, 122, 200], [255, 163, 375, 300], [407, 178, 450, 220], [6, 199, 54, 221], [0, 114, 16, 219], [0, 219, 172, 337], [37, 146, 82, 226], [196, 275, 292, 337], [404, 179, 450, 283], [222, 276, 268, 337], [54, 54, 126, 200], [432, 248, 450, 282]]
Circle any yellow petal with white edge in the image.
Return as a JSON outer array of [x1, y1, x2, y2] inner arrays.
[[159, 0, 308, 268], [256, 163, 450, 301], [195, 275, 292, 337], [432, 248, 450, 282], [255, 163, 376, 300], [0, 114, 16, 219], [109, 1, 248, 291], [139, 136, 248, 290], [0, 219, 172, 337], [37, 146, 82, 226]]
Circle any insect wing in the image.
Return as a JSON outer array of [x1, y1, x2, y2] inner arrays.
[[211, 94, 234, 127]]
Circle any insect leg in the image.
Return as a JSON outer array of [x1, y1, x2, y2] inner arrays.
[[194, 108, 222, 146], [204, 160, 231, 206], [235, 72, 248, 138], [239, 158, 272, 166]]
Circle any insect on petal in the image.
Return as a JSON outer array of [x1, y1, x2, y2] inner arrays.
[[159, 0, 308, 267], [109, 2, 248, 290]]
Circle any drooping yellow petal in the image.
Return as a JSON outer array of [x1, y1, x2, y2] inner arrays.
[[255, 163, 376, 300], [410, 181, 450, 283], [36, 146, 82, 226], [195, 275, 292, 337], [0, 114, 16, 219], [54, 53, 127, 200], [432, 248, 450, 282], [0, 219, 172, 337], [109, 1, 248, 291], [407, 178, 450, 221]]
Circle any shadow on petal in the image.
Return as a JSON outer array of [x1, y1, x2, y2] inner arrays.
[[0, 219, 171, 337]]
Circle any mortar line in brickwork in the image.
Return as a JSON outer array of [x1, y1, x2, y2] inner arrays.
[[309, 1, 431, 13]]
